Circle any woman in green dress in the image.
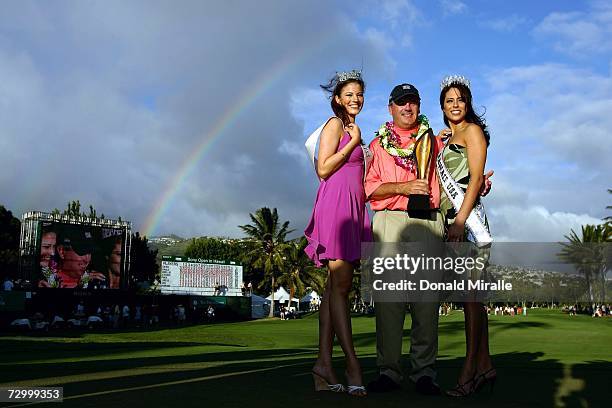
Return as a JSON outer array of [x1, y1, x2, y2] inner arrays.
[[438, 75, 496, 397]]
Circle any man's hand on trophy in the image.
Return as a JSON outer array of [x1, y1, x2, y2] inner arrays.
[[480, 170, 494, 196], [400, 179, 430, 196]]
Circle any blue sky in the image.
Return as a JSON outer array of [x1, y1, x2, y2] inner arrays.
[[0, 0, 609, 241]]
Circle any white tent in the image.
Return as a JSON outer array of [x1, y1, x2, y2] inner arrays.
[[300, 290, 320, 303], [266, 286, 299, 304]]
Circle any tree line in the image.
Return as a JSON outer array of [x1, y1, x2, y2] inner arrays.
[[185, 207, 326, 317]]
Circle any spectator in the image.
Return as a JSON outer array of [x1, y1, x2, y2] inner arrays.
[[206, 305, 215, 322], [75, 300, 85, 317], [112, 304, 120, 328], [2, 276, 13, 291], [122, 304, 130, 327], [134, 305, 142, 327], [177, 304, 186, 324]]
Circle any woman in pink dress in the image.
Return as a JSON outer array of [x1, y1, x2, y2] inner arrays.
[[304, 70, 371, 397]]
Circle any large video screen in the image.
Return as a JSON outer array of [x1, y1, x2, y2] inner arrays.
[[37, 221, 126, 289]]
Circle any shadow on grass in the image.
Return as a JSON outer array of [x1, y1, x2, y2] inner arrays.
[[0, 339, 247, 365], [0, 350, 609, 408]]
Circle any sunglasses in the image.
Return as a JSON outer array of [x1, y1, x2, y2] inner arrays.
[[393, 96, 420, 106]]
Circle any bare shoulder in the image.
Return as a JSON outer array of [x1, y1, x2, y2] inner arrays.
[[322, 117, 344, 134], [464, 124, 486, 144]]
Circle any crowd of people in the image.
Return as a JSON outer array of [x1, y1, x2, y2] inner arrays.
[[564, 303, 612, 317]]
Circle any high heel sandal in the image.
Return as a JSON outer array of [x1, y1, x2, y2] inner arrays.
[[312, 371, 345, 393], [445, 376, 476, 398], [344, 371, 367, 397], [346, 385, 367, 397], [474, 368, 497, 393]]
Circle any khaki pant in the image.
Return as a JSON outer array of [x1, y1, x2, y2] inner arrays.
[[372, 210, 444, 383]]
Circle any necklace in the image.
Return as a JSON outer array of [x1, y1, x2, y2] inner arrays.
[[376, 114, 430, 171]]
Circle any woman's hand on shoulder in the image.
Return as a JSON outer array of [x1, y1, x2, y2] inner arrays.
[[437, 128, 451, 140], [345, 122, 361, 145]]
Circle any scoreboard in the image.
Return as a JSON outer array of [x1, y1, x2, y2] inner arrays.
[[160, 256, 243, 296]]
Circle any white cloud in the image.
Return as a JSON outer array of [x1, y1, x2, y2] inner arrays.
[[440, 0, 466, 16], [278, 140, 309, 165], [478, 63, 611, 240], [481, 15, 528, 32], [400, 34, 413, 49], [534, 2, 612, 56], [485, 63, 612, 174], [376, 0, 421, 27], [363, 27, 395, 52], [355, 0, 423, 65], [490, 205, 603, 242]]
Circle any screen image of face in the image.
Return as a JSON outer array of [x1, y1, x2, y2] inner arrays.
[[109, 241, 122, 274], [40, 231, 57, 268], [60, 247, 92, 278]]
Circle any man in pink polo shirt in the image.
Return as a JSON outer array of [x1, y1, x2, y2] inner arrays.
[[365, 83, 444, 395], [365, 83, 494, 395]]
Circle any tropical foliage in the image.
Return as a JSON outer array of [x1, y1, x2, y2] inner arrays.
[[558, 223, 611, 304], [277, 236, 326, 308], [0, 205, 21, 278], [239, 207, 293, 317]]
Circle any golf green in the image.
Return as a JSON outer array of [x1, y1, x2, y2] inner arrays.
[[1, 309, 610, 407]]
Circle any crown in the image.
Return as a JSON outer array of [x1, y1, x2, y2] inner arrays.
[[336, 70, 362, 82], [440, 75, 471, 90]]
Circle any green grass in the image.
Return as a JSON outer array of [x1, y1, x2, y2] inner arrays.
[[0, 309, 610, 408]]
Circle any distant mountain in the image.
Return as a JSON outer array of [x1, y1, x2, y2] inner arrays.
[[148, 234, 185, 244]]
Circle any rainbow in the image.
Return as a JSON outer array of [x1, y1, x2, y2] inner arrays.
[[142, 31, 341, 237]]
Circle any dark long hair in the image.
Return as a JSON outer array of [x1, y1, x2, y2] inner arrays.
[[320, 75, 365, 126], [440, 83, 490, 146]]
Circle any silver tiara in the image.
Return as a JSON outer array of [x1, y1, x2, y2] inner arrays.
[[336, 69, 362, 82], [440, 75, 470, 90]]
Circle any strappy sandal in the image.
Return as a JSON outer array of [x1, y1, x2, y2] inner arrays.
[[346, 385, 367, 397], [474, 368, 497, 393], [312, 371, 345, 393], [446, 376, 476, 398], [345, 370, 367, 397]]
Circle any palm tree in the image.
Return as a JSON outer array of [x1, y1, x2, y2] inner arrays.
[[239, 207, 293, 317], [277, 237, 326, 310], [559, 224, 610, 304], [605, 189, 611, 222]]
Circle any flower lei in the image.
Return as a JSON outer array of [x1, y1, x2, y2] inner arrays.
[[41, 259, 91, 288], [376, 114, 430, 171]]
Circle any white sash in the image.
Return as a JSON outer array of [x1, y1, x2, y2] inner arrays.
[[304, 117, 372, 182], [436, 149, 492, 247]]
